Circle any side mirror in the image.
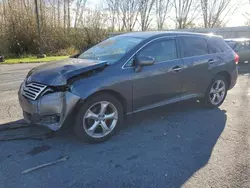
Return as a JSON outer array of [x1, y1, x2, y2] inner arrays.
[[134, 56, 155, 72]]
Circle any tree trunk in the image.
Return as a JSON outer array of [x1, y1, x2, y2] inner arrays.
[[78, 0, 87, 28], [64, 0, 66, 30], [39, 0, 44, 27], [58, 0, 61, 27], [2, 0, 7, 28], [74, 0, 80, 28], [68, 0, 70, 30]]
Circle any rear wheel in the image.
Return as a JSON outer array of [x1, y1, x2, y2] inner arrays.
[[202, 75, 228, 108], [74, 94, 124, 143]]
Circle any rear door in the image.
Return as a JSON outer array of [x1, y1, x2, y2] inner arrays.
[[178, 36, 214, 96]]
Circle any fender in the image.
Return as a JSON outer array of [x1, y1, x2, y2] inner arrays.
[[69, 68, 133, 113]]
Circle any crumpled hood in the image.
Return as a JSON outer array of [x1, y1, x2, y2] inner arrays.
[[26, 58, 108, 85]]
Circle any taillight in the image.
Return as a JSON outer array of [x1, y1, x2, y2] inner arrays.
[[235, 53, 239, 64]]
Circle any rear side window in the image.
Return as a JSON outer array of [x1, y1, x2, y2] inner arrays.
[[179, 36, 209, 57], [207, 37, 231, 53], [226, 41, 236, 49], [138, 39, 177, 63]]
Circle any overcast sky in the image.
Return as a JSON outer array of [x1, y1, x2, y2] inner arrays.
[[86, 0, 250, 28]]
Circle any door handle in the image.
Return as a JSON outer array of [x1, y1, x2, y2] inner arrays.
[[172, 66, 183, 73], [208, 59, 216, 65]]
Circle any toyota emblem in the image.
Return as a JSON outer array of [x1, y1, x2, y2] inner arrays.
[[27, 76, 32, 83]]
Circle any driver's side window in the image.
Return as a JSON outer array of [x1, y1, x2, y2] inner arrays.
[[137, 39, 177, 63]]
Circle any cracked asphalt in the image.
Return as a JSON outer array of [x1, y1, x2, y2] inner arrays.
[[1, 63, 250, 188]]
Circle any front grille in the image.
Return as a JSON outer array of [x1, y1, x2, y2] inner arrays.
[[22, 82, 47, 100]]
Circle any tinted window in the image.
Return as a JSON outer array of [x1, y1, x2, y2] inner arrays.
[[208, 37, 231, 53], [125, 58, 135, 67], [245, 41, 250, 49], [235, 41, 250, 51], [138, 39, 177, 63], [225, 41, 236, 49], [179, 36, 208, 57]]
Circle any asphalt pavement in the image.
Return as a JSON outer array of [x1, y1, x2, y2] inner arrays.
[[0, 63, 42, 124], [1, 63, 250, 188]]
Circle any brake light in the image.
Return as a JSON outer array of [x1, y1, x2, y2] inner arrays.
[[235, 53, 239, 64]]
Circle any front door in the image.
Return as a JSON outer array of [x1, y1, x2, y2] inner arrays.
[[131, 37, 184, 112]]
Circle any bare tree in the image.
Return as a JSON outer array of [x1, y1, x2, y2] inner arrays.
[[243, 12, 250, 26], [200, 0, 236, 28], [74, 0, 81, 28], [48, 0, 57, 27], [39, 0, 45, 27], [1, 0, 7, 28], [119, 0, 141, 31], [155, 0, 173, 30], [0, 2, 4, 33], [139, 0, 156, 31], [0, 0, 110, 56], [74, 0, 87, 28], [57, 0, 61, 26], [68, 0, 71, 29], [174, 0, 199, 29], [77, 0, 88, 28], [105, 0, 120, 31], [64, 0, 67, 29]]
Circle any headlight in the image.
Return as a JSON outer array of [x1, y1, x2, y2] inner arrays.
[[41, 88, 54, 96], [41, 85, 70, 97]]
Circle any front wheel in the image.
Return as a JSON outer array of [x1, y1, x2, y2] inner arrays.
[[74, 94, 124, 143], [202, 75, 228, 108]]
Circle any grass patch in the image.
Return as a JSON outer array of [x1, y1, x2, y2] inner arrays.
[[3, 56, 69, 64]]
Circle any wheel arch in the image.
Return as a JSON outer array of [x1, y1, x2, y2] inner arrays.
[[216, 71, 231, 87], [74, 89, 128, 115]]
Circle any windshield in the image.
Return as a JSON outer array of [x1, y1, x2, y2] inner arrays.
[[78, 36, 143, 64]]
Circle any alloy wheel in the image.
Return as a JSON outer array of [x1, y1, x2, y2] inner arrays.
[[209, 80, 226, 106], [83, 101, 118, 138]]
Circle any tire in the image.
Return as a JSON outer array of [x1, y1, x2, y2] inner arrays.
[[202, 75, 228, 108], [74, 93, 124, 143]]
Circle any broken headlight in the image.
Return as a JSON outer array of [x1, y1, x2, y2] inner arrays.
[[41, 85, 70, 97]]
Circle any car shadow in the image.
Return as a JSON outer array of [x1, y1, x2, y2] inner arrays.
[[49, 100, 226, 188], [0, 100, 226, 187], [0, 119, 53, 141]]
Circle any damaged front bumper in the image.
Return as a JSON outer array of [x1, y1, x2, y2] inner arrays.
[[18, 83, 80, 131]]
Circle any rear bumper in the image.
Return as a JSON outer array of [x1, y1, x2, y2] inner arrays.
[[18, 84, 80, 131], [228, 67, 238, 90]]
